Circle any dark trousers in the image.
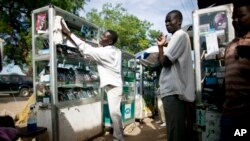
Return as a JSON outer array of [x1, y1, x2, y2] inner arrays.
[[162, 95, 185, 141]]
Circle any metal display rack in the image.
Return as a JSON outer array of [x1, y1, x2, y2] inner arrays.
[[193, 4, 234, 141], [32, 5, 102, 141]]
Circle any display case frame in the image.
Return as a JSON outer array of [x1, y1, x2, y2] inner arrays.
[[32, 5, 102, 141], [192, 4, 235, 141], [193, 4, 234, 103], [103, 51, 136, 127]]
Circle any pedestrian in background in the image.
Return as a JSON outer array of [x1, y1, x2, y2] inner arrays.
[[156, 10, 195, 141], [220, 2, 250, 141], [61, 22, 124, 141], [156, 88, 166, 127]]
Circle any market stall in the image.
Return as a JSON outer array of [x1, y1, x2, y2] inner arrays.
[[32, 5, 103, 141], [135, 48, 160, 120], [192, 4, 234, 141]]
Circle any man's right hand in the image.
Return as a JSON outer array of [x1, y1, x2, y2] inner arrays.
[[60, 19, 79, 48], [61, 19, 71, 37]]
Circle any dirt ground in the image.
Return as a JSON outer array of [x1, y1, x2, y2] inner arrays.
[[0, 95, 167, 141], [93, 117, 167, 141]]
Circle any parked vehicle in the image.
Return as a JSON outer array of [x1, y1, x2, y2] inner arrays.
[[0, 74, 33, 97]]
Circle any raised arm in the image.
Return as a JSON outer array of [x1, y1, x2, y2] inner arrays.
[[157, 34, 172, 68], [61, 20, 79, 48]]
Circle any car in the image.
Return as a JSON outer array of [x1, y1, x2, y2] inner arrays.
[[0, 74, 33, 97]]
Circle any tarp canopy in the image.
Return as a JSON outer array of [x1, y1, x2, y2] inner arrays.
[[0, 63, 26, 75], [135, 46, 160, 69], [135, 46, 159, 59], [136, 24, 194, 68]]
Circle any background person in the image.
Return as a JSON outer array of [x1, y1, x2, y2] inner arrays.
[[220, 2, 250, 141], [156, 88, 166, 127]]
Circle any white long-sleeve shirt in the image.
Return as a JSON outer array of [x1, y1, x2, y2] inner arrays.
[[70, 34, 123, 88]]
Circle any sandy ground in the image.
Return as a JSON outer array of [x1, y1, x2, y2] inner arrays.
[[93, 117, 167, 141], [0, 95, 167, 141], [0, 94, 28, 118]]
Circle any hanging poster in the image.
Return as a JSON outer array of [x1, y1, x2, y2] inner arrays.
[[36, 13, 47, 33], [205, 31, 219, 57]]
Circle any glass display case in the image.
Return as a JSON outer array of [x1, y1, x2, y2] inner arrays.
[[141, 69, 157, 117], [134, 60, 159, 120], [32, 5, 102, 141], [135, 62, 144, 120], [103, 51, 136, 127], [193, 4, 234, 141]]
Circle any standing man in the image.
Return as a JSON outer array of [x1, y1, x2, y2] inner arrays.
[[220, 3, 250, 141], [156, 10, 195, 141], [61, 22, 124, 141]]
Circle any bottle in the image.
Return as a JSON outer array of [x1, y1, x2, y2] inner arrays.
[[27, 105, 37, 131]]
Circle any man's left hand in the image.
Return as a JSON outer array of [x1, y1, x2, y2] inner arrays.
[[157, 33, 166, 47]]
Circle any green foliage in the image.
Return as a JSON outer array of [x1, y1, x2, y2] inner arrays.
[[86, 3, 160, 54], [148, 30, 161, 46], [0, 0, 160, 70], [0, 0, 89, 68]]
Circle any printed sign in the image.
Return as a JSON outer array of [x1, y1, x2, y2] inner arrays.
[[125, 104, 131, 119], [36, 13, 47, 33]]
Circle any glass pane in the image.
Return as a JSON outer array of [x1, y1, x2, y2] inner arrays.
[[35, 36, 49, 55], [199, 10, 229, 47], [55, 10, 99, 45], [122, 54, 136, 101], [35, 60, 51, 103], [57, 63, 100, 102], [198, 10, 228, 104]]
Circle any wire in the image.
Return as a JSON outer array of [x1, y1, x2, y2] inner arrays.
[[179, 0, 192, 24], [190, 0, 196, 9]]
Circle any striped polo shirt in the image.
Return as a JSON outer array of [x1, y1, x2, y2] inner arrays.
[[223, 32, 250, 117]]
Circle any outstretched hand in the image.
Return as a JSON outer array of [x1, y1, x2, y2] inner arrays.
[[60, 19, 79, 48], [61, 19, 71, 37], [157, 33, 166, 47]]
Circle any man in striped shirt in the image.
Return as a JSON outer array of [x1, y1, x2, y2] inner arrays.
[[220, 2, 250, 141]]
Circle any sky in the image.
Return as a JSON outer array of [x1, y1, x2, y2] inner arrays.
[[81, 0, 199, 34]]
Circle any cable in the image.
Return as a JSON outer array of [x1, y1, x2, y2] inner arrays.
[[179, 0, 192, 24], [190, 0, 196, 9]]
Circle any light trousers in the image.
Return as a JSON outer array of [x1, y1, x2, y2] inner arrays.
[[106, 86, 124, 141], [157, 96, 166, 123]]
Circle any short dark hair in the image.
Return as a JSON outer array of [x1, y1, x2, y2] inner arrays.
[[0, 115, 15, 128], [106, 30, 118, 45], [168, 10, 183, 23], [232, 0, 250, 8], [233, 4, 250, 10]]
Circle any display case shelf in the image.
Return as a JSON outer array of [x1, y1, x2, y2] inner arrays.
[[34, 55, 50, 61], [32, 5, 102, 141], [193, 4, 234, 141]]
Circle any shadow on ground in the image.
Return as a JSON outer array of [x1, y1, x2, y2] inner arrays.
[[93, 117, 167, 141]]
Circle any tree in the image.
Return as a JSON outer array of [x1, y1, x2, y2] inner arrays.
[[0, 0, 89, 67], [86, 3, 160, 54]]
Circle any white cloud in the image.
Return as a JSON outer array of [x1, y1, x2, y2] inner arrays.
[[81, 0, 198, 34]]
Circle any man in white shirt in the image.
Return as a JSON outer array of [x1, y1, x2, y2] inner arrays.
[[61, 22, 124, 141], [157, 10, 195, 141]]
